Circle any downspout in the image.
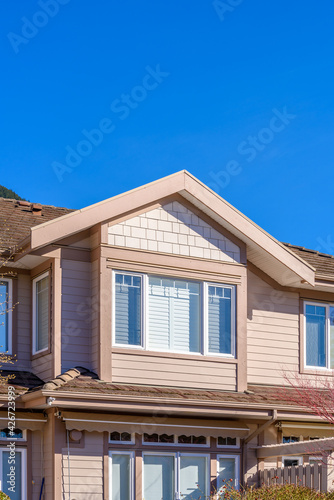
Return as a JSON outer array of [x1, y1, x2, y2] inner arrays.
[[67, 429, 71, 500], [242, 409, 278, 487]]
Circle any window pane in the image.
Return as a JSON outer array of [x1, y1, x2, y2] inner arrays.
[[208, 286, 233, 355], [115, 274, 142, 346], [0, 281, 8, 352], [143, 455, 174, 500], [0, 428, 23, 439], [148, 278, 200, 353], [305, 305, 326, 367], [218, 457, 236, 491], [180, 456, 207, 500], [2, 450, 22, 500], [330, 307, 334, 369], [36, 276, 49, 352], [111, 454, 131, 500]]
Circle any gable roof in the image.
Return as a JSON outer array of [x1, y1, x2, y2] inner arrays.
[[0, 198, 74, 253], [25, 171, 315, 287]]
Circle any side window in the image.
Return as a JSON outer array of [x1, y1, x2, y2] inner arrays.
[[32, 272, 50, 354], [114, 273, 143, 347], [0, 279, 12, 354]]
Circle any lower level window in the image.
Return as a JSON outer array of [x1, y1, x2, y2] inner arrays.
[[143, 453, 209, 500], [109, 451, 133, 500], [0, 448, 26, 500], [217, 455, 240, 491], [283, 456, 303, 467]]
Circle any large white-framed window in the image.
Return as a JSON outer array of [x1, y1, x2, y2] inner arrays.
[[304, 301, 334, 369], [0, 447, 27, 499], [0, 278, 13, 354], [112, 271, 236, 357], [217, 454, 240, 492], [109, 450, 134, 500], [32, 272, 50, 355], [142, 452, 209, 500]]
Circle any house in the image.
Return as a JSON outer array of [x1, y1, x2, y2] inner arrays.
[[0, 170, 334, 499]]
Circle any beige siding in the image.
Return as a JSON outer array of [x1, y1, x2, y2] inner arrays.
[[31, 430, 43, 498], [112, 352, 237, 390], [91, 259, 99, 374], [247, 270, 300, 385], [62, 432, 104, 499], [61, 259, 92, 371], [32, 352, 53, 382], [43, 415, 53, 499]]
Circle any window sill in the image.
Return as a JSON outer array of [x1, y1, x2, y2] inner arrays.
[[31, 347, 51, 361], [112, 347, 238, 364], [301, 367, 334, 376]]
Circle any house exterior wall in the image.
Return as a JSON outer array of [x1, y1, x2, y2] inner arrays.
[[247, 270, 300, 385], [62, 431, 104, 500], [61, 259, 92, 372], [111, 350, 237, 390]]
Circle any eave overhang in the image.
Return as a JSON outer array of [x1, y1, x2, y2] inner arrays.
[[23, 171, 314, 287]]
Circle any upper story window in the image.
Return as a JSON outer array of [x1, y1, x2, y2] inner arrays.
[[0, 279, 12, 354], [32, 272, 50, 354], [304, 302, 334, 369], [113, 271, 236, 357]]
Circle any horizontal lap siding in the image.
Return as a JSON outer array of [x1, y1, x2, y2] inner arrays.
[[61, 259, 92, 371], [112, 352, 237, 390], [91, 259, 99, 374], [247, 271, 299, 385], [62, 432, 104, 499]]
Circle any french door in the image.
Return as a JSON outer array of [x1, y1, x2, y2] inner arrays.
[[143, 452, 209, 500]]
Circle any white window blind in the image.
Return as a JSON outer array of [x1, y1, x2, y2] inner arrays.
[[148, 277, 200, 353], [35, 275, 49, 352], [208, 285, 233, 355], [180, 455, 207, 500], [115, 273, 142, 346]]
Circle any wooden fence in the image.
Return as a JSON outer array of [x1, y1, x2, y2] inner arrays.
[[259, 463, 328, 492]]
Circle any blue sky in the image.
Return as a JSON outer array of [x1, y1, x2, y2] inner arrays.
[[1, 1, 334, 252]]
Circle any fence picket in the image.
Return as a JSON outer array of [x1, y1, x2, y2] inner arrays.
[[258, 463, 327, 492]]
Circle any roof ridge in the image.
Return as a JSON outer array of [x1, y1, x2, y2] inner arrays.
[[0, 197, 75, 211], [42, 366, 89, 390]]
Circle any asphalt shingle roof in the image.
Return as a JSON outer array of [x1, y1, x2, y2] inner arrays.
[[0, 198, 74, 253]]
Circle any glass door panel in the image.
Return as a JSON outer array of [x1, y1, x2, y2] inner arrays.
[[143, 455, 174, 500], [180, 455, 207, 500]]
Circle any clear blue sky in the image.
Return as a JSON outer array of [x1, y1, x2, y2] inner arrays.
[[1, 1, 334, 252]]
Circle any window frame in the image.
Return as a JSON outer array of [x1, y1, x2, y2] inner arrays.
[[217, 454, 241, 491], [0, 429, 27, 442], [304, 301, 333, 370], [0, 446, 27, 498], [112, 270, 146, 350], [32, 271, 50, 355], [109, 432, 135, 445], [0, 278, 13, 355], [142, 451, 210, 499], [217, 437, 240, 449], [112, 270, 236, 358], [141, 433, 210, 447], [108, 450, 134, 500]]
